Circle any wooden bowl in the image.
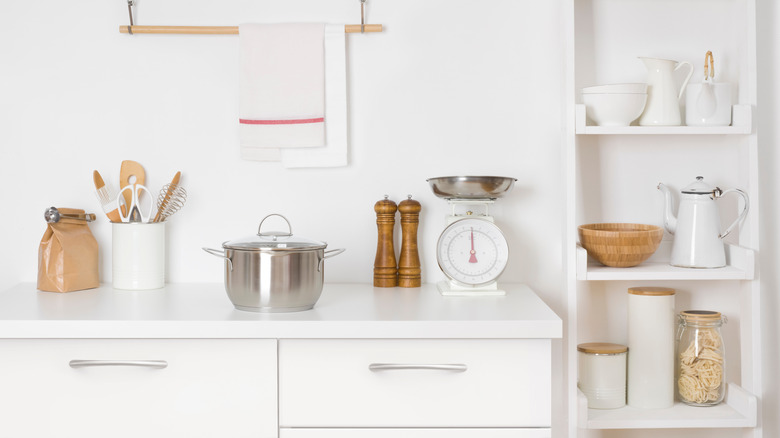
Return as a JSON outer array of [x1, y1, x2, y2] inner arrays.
[[578, 223, 663, 268]]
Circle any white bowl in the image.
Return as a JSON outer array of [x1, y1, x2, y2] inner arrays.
[[582, 83, 647, 94], [582, 93, 648, 127]]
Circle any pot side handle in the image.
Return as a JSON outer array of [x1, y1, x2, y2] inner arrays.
[[318, 248, 346, 272], [202, 247, 233, 271], [324, 248, 346, 259]]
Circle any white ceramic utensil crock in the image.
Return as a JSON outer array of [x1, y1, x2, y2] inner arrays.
[[112, 222, 166, 290]]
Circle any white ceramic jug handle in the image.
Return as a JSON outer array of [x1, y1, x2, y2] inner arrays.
[[718, 188, 750, 239], [675, 61, 694, 100]]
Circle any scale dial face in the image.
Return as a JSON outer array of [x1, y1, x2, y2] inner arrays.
[[436, 218, 509, 287]]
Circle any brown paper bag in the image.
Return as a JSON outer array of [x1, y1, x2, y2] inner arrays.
[[37, 208, 99, 292]]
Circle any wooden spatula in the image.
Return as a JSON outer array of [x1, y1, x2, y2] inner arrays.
[[119, 160, 146, 210]]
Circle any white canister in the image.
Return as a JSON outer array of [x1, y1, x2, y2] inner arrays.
[[112, 222, 165, 290], [685, 82, 732, 126], [627, 286, 675, 409], [578, 343, 627, 409]]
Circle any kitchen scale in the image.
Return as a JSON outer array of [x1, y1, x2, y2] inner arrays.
[[427, 176, 517, 296]]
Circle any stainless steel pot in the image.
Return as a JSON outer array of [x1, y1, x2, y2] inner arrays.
[[203, 214, 345, 312]]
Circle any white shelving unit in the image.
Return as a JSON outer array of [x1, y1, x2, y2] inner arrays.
[[576, 243, 755, 281], [563, 1, 761, 438], [577, 383, 757, 430], [575, 104, 753, 135]]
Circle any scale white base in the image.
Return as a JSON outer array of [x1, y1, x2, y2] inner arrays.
[[437, 280, 506, 296]]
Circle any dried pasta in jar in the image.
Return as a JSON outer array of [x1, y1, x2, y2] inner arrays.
[[677, 310, 727, 406]]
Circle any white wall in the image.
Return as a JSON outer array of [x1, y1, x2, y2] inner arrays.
[[0, 1, 776, 437], [0, 0, 564, 303]]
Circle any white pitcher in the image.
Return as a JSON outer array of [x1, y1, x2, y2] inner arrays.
[[638, 57, 694, 126]]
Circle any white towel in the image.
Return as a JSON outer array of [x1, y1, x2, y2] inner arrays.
[[281, 24, 348, 168], [239, 23, 325, 161]]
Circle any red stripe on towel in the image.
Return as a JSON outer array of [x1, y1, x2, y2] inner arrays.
[[239, 117, 324, 125]]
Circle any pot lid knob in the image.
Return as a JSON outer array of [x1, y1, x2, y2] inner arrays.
[[257, 214, 293, 238]]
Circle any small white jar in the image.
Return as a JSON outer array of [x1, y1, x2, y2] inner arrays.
[[578, 342, 628, 409]]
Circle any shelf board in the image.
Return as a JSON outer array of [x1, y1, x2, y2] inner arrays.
[[575, 104, 752, 135], [577, 383, 757, 429], [576, 243, 755, 281]]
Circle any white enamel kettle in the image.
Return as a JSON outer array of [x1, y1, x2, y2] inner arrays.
[[657, 176, 749, 268]]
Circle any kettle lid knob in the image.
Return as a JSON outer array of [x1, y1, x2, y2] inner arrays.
[[681, 176, 718, 195]]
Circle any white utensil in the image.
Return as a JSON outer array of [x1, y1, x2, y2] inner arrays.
[[117, 184, 153, 223]]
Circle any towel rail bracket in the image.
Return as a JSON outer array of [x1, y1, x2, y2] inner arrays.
[[360, 0, 366, 33], [126, 0, 134, 35]]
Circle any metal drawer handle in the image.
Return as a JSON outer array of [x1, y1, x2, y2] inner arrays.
[[368, 363, 467, 372], [69, 360, 168, 369]]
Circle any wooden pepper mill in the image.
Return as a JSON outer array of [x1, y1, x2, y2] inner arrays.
[[374, 195, 398, 287], [398, 195, 422, 288]]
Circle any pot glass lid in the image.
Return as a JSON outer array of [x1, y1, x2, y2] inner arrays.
[[222, 214, 327, 251], [681, 176, 719, 195]]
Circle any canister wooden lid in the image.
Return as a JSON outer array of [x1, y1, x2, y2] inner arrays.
[[627, 286, 675, 296], [577, 342, 628, 354], [680, 310, 722, 322]]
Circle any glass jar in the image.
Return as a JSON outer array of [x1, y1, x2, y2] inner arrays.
[[676, 310, 727, 406]]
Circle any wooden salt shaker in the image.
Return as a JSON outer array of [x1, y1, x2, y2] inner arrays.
[[374, 196, 398, 287], [398, 195, 422, 288]]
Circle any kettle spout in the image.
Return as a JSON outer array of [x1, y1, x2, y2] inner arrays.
[[657, 183, 677, 234]]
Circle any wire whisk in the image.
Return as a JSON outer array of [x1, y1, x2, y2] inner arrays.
[[154, 183, 187, 222]]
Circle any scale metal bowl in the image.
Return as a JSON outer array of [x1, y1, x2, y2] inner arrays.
[[426, 176, 517, 200]]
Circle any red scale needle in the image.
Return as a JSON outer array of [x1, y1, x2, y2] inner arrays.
[[469, 228, 478, 263]]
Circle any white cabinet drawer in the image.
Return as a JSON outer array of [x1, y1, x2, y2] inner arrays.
[[279, 339, 551, 427], [281, 428, 551, 438], [0, 339, 277, 438]]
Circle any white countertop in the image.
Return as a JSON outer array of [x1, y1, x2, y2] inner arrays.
[[0, 283, 561, 339]]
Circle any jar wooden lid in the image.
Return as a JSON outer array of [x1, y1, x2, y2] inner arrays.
[[627, 286, 675, 296], [680, 310, 722, 321], [577, 342, 628, 354]]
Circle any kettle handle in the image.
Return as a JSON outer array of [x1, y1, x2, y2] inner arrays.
[[718, 189, 750, 239], [675, 61, 694, 100]]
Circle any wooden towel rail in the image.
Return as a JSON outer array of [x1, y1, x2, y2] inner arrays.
[[119, 0, 382, 35], [119, 24, 382, 35]]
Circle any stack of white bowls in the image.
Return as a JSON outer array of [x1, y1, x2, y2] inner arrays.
[[582, 83, 648, 127]]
